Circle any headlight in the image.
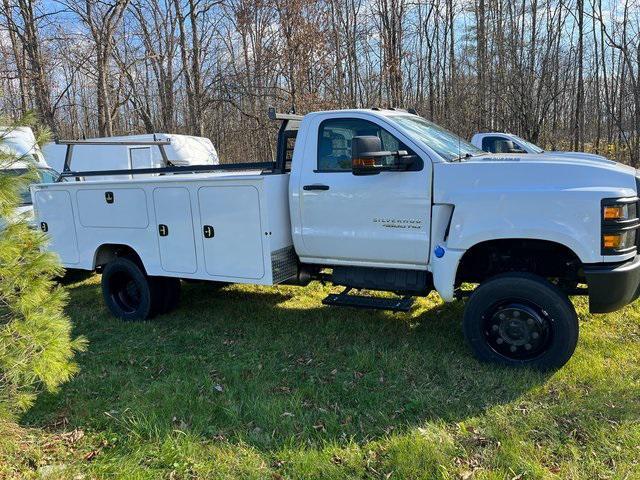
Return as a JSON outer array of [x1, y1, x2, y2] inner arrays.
[[603, 230, 636, 249], [603, 202, 636, 221], [601, 197, 639, 255]]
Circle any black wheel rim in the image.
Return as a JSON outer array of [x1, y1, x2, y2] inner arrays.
[[482, 300, 553, 361], [109, 271, 142, 314]]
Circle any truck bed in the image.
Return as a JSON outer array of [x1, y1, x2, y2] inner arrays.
[[32, 171, 297, 285]]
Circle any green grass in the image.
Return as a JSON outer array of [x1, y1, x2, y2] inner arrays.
[[2, 275, 639, 479]]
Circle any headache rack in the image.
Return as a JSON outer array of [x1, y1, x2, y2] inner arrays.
[[268, 107, 302, 173]]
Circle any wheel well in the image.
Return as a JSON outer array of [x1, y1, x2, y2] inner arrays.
[[94, 244, 143, 271], [456, 239, 583, 285]]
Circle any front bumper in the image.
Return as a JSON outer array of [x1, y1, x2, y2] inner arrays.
[[584, 255, 640, 313]]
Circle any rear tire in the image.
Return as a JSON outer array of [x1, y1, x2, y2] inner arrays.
[[463, 272, 578, 370], [101, 257, 163, 320]]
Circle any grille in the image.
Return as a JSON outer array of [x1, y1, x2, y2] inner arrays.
[[271, 246, 298, 284]]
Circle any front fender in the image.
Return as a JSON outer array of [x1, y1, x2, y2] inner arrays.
[[434, 161, 638, 264]]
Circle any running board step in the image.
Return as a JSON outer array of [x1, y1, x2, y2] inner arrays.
[[322, 288, 414, 312]]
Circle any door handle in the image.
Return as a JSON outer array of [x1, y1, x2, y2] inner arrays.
[[203, 225, 215, 238], [303, 184, 330, 191]]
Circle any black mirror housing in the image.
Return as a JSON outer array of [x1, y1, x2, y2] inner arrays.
[[351, 135, 419, 175], [352, 135, 383, 159], [352, 136, 384, 175]]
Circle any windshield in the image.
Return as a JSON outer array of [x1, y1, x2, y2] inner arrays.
[[389, 115, 485, 161], [3, 167, 59, 205], [513, 135, 544, 154]]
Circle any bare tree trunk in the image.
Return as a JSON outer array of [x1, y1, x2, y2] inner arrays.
[[573, 0, 584, 150], [188, 0, 204, 136], [15, 0, 56, 132], [476, 0, 486, 129], [2, 0, 29, 115]]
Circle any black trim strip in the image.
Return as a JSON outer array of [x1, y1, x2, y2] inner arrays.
[[58, 162, 277, 180]]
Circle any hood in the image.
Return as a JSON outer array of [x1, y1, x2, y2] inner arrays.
[[469, 152, 635, 175], [543, 151, 611, 163]]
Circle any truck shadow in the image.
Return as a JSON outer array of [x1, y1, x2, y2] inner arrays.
[[25, 278, 558, 450]]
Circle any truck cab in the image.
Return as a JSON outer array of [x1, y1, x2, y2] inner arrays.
[[32, 108, 640, 370], [290, 110, 438, 270], [1, 126, 58, 225], [470, 131, 611, 163]]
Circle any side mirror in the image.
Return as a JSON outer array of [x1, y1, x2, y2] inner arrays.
[[351, 136, 414, 175], [352, 136, 383, 175]]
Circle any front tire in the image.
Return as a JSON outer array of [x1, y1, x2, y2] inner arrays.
[[101, 257, 163, 320], [463, 272, 578, 370]]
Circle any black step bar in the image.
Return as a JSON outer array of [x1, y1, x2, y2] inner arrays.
[[322, 287, 415, 312]]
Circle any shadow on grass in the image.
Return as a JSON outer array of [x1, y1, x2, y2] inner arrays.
[[24, 278, 552, 450]]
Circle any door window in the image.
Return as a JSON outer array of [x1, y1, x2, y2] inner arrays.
[[481, 136, 525, 154], [129, 147, 152, 169], [317, 118, 414, 172]]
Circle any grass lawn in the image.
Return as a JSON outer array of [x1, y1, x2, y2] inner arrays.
[[1, 274, 639, 479]]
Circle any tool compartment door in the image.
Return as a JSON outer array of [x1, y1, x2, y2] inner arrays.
[[198, 185, 265, 279], [34, 189, 79, 264], [76, 188, 148, 228], [153, 187, 198, 274]]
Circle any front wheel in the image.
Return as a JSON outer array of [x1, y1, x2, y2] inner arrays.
[[463, 273, 578, 370]]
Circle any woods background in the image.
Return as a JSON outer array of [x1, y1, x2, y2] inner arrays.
[[0, 0, 638, 165]]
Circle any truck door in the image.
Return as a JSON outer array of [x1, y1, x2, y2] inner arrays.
[[198, 186, 265, 279], [34, 189, 80, 264], [153, 187, 198, 274], [297, 116, 431, 268]]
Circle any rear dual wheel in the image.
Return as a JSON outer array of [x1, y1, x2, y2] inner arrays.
[[101, 257, 181, 320], [463, 272, 578, 370]]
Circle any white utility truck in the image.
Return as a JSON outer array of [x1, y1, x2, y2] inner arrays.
[[44, 133, 219, 181], [470, 131, 610, 162], [32, 108, 640, 369], [1, 126, 58, 223]]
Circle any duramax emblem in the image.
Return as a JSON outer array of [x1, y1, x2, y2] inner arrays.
[[373, 218, 423, 229]]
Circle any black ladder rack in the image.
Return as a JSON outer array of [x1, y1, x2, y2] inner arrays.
[[54, 137, 277, 181]]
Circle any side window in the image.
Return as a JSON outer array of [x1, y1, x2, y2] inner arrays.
[[130, 147, 153, 168], [38, 169, 59, 183], [482, 136, 527, 154], [510, 141, 527, 153], [283, 130, 298, 173], [481, 136, 503, 153], [317, 118, 414, 172]]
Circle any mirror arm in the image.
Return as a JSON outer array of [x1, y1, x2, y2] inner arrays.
[[360, 150, 395, 158], [360, 149, 410, 158]]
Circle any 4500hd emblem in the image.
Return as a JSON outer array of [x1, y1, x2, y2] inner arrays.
[[373, 218, 423, 229]]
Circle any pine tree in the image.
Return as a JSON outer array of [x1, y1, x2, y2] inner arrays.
[[0, 114, 86, 421]]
